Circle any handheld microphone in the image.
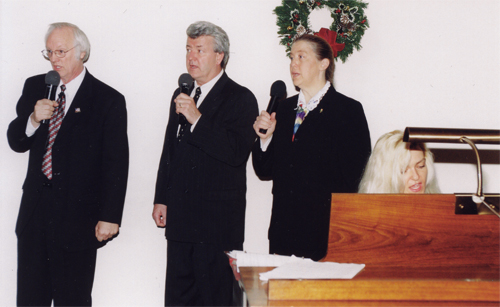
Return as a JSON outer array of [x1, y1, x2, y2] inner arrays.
[[259, 80, 287, 134], [42, 70, 60, 124], [178, 73, 194, 125]]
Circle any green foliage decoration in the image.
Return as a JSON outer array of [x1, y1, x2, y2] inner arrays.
[[274, 0, 369, 63]]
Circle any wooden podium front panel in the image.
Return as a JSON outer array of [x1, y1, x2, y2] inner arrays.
[[241, 267, 500, 306], [324, 194, 499, 267], [267, 266, 500, 301], [268, 279, 499, 301], [241, 194, 500, 305]]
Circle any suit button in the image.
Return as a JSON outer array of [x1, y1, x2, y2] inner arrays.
[[184, 189, 189, 194]]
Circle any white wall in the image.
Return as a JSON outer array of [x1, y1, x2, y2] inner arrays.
[[1, 0, 499, 306]]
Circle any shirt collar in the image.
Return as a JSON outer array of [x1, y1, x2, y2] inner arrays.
[[58, 67, 86, 95], [297, 80, 331, 111], [194, 69, 223, 96]]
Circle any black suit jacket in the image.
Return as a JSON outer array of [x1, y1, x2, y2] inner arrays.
[[252, 85, 371, 259], [154, 72, 258, 251], [7, 70, 129, 251]]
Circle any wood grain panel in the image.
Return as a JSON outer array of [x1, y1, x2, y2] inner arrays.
[[239, 195, 500, 305], [324, 194, 500, 267], [268, 278, 499, 301], [240, 267, 500, 306]]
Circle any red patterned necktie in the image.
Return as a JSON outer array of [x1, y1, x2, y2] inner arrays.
[[41, 84, 66, 179]]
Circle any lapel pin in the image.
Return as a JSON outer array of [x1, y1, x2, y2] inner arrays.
[[320, 109, 323, 113], [75, 108, 81, 113]]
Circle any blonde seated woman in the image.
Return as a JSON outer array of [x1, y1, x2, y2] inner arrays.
[[359, 130, 440, 193]]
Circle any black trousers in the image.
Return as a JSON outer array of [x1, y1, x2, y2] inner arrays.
[[269, 239, 327, 261], [165, 240, 240, 306], [17, 185, 97, 307]]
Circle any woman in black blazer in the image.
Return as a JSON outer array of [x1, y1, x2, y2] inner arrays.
[[252, 34, 371, 261]]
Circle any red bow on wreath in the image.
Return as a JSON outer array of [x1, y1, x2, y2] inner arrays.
[[314, 28, 345, 58]]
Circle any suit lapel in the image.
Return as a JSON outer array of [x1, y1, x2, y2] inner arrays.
[[55, 71, 93, 144], [180, 72, 229, 143], [196, 72, 229, 117], [293, 85, 335, 140], [280, 96, 299, 141]]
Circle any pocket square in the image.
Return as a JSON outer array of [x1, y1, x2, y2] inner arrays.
[[75, 108, 81, 113]]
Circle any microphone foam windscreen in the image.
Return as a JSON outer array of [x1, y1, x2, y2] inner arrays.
[[270, 80, 286, 97], [45, 70, 60, 86], [178, 73, 194, 87]]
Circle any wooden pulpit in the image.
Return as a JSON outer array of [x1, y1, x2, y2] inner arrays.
[[264, 194, 500, 304]]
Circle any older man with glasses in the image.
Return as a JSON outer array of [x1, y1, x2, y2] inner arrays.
[[7, 22, 129, 307]]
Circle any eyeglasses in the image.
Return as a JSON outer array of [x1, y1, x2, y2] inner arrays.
[[41, 45, 78, 60]]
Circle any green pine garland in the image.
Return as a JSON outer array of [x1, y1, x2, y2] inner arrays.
[[274, 0, 369, 63]]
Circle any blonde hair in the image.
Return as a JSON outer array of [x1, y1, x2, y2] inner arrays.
[[358, 130, 440, 193]]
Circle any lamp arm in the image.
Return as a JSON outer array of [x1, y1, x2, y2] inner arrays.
[[459, 137, 483, 198], [459, 137, 500, 217]]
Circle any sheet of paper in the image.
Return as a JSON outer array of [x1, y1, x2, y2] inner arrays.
[[227, 251, 308, 270], [228, 251, 365, 280], [259, 261, 365, 281]]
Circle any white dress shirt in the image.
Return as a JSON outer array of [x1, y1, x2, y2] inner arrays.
[[260, 81, 331, 151], [177, 69, 224, 135], [25, 67, 86, 136]]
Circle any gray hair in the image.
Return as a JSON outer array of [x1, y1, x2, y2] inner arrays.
[[45, 22, 91, 63], [186, 21, 230, 69]]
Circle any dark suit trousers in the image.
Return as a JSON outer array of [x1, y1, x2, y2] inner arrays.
[[17, 184, 97, 307], [270, 239, 327, 262], [165, 240, 239, 306]]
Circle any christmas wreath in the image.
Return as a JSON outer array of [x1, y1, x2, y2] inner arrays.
[[274, 0, 369, 63]]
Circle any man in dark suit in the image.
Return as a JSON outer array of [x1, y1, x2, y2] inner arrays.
[[153, 21, 258, 306], [7, 22, 128, 307]]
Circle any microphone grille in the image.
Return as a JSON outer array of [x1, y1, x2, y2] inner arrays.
[[270, 80, 286, 97], [45, 70, 60, 86], [178, 73, 194, 87]]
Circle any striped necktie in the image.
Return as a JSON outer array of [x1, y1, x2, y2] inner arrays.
[[41, 85, 66, 179]]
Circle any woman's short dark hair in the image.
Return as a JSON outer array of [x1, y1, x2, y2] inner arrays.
[[293, 34, 335, 83]]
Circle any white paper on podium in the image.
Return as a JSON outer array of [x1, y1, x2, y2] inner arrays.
[[227, 251, 308, 271], [227, 251, 365, 280], [259, 260, 365, 281]]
